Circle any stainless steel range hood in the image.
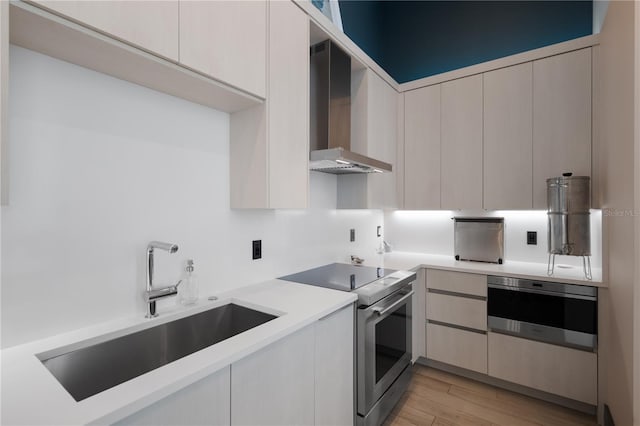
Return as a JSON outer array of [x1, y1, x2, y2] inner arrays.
[[310, 40, 392, 174]]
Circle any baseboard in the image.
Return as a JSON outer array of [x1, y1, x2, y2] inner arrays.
[[415, 357, 597, 416]]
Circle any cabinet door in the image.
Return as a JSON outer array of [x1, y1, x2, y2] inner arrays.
[[267, 0, 309, 208], [229, 0, 308, 209], [441, 75, 483, 209], [413, 269, 427, 361], [426, 322, 487, 374], [179, 1, 266, 98], [404, 85, 441, 209], [426, 269, 487, 298], [484, 63, 533, 210], [35, 1, 179, 61], [367, 71, 398, 209], [231, 326, 315, 425], [115, 367, 230, 426], [426, 292, 486, 331], [315, 305, 354, 426], [488, 332, 597, 404], [533, 48, 591, 208]]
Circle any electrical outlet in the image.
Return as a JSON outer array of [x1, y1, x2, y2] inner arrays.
[[350, 229, 356, 242], [527, 231, 537, 245], [252, 240, 262, 259]]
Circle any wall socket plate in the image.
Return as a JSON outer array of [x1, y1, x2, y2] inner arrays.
[[527, 231, 537, 245], [252, 240, 262, 259]]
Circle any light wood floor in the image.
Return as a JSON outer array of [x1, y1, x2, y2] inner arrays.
[[383, 365, 597, 426]]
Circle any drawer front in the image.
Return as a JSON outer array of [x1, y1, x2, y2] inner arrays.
[[488, 332, 597, 405], [426, 269, 487, 297], [427, 292, 486, 331], [426, 323, 487, 374]]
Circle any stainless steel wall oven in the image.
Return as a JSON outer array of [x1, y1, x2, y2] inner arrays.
[[487, 276, 597, 351]]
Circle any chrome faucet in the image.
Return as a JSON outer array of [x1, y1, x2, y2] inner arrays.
[[144, 241, 182, 318]]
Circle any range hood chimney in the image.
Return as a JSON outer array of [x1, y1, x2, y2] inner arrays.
[[309, 40, 392, 174]]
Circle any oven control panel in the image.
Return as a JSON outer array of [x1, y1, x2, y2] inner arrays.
[[354, 270, 416, 307]]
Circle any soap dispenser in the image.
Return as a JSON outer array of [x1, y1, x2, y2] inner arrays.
[[180, 259, 198, 305]]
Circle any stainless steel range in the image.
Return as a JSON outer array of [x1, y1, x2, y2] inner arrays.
[[280, 263, 416, 426]]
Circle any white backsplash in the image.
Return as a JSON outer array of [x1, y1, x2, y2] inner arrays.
[[1, 46, 383, 348], [384, 209, 602, 269], [2, 46, 603, 349]]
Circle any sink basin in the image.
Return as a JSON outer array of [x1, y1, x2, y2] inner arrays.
[[39, 303, 278, 401]]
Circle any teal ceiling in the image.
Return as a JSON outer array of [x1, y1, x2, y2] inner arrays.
[[337, 1, 593, 83]]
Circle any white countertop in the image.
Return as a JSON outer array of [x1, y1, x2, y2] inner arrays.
[[371, 251, 604, 287], [1, 280, 357, 425]]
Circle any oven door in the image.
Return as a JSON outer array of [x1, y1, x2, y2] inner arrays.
[[357, 284, 413, 415], [488, 277, 597, 351]]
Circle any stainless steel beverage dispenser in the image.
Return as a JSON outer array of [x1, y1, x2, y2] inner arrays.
[[547, 173, 592, 279]]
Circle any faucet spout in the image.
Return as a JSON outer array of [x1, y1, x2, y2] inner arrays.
[[145, 241, 180, 318], [148, 241, 178, 253]]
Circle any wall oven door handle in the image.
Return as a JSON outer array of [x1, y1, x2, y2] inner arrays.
[[372, 290, 415, 316]]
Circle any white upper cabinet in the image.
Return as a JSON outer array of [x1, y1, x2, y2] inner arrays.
[[34, 1, 179, 61], [338, 69, 398, 209], [367, 70, 399, 209], [533, 48, 592, 209], [230, 0, 309, 209], [179, 1, 266, 98], [404, 85, 441, 210], [267, 0, 309, 208], [483, 62, 533, 210], [441, 74, 483, 210]]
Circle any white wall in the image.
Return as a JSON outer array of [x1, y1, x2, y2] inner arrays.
[[1, 46, 383, 348], [385, 210, 602, 269]]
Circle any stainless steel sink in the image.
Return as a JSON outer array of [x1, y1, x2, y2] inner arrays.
[[39, 303, 278, 401]]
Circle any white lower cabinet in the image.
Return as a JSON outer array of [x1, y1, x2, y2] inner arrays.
[[425, 269, 488, 374], [426, 269, 487, 298], [114, 366, 231, 426], [488, 332, 597, 405], [231, 326, 315, 426], [412, 269, 427, 361], [426, 322, 487, 374], [232, 304, 354, 426], [314, 305, 354, 426], [115, 304, 354, 426], [426, 292, 486, 331]]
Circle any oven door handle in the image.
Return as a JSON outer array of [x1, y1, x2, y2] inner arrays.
[[372, 290, 414, 316]]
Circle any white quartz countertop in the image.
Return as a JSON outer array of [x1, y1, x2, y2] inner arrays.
[[371, 251, 604, 287], [1, 280, 357, 425]]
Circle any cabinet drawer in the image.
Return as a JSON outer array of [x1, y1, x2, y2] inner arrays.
[[488, 332, 597, 405], [426, 292, 486, 331], [426, 269, 487, 297], [426, 323, 487, 374]]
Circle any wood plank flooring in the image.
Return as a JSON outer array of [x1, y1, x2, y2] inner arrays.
[[383, 365, 597, 426]]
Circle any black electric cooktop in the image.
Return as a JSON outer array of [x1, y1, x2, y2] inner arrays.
[[278, 263, 397, 292]]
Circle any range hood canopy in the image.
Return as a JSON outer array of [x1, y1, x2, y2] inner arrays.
[[309, 40, 392, 174]]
